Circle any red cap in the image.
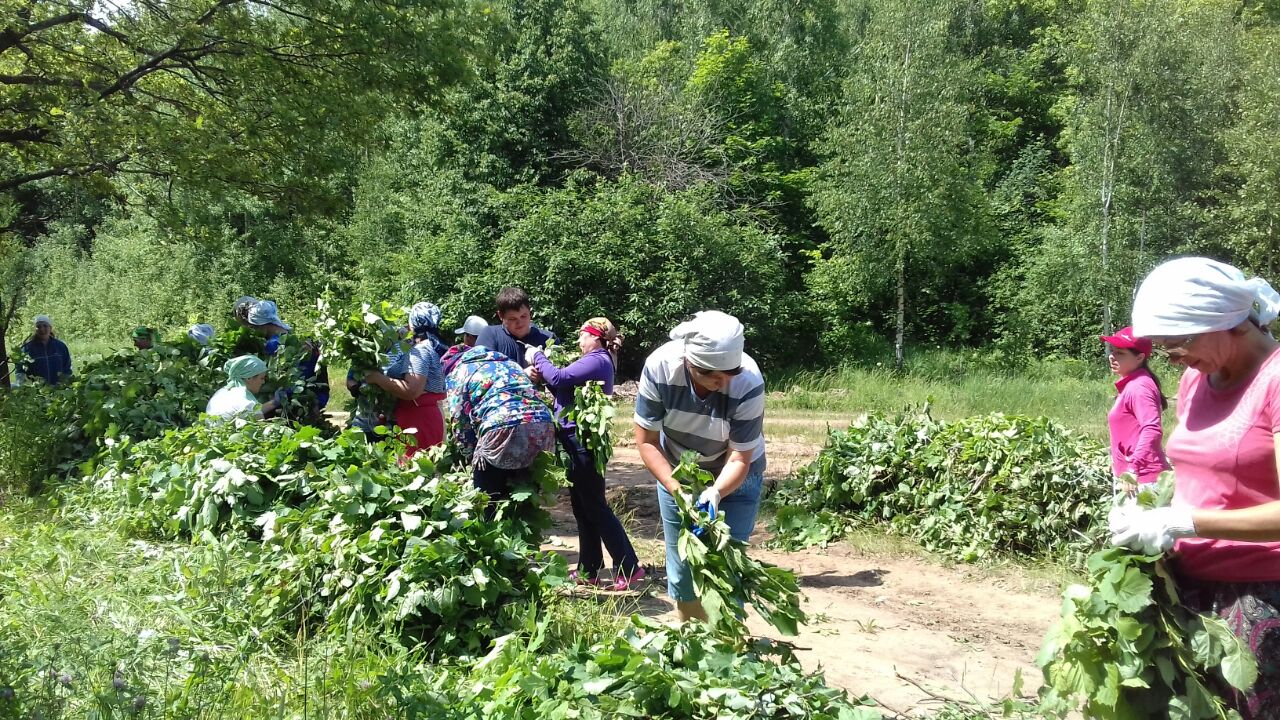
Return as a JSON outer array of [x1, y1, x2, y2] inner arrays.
[[1100, 326, 1152, 355]]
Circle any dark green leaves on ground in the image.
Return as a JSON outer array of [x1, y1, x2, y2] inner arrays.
[[767, 407, 1111, 566]]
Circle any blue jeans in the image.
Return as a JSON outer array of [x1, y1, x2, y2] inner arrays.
[[657, 456, 766, 602]]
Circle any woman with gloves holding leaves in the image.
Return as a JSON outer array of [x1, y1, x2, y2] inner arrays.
[[362, 302, 447, 456], [634, 310, 766, 622], [206, 355, 287, 420], [1110, 256, 1280, 716]]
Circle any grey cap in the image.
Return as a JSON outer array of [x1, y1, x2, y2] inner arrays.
[[454, 315, 488, 335], [248, 300, 291, 332]]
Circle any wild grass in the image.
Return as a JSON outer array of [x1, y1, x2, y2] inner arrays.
[[768, 353, 1119, 442]]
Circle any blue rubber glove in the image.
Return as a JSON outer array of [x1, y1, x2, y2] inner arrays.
[[692, 500, 718, 539]]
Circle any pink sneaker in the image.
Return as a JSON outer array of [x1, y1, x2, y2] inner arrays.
[[606, 566, 647, 592]]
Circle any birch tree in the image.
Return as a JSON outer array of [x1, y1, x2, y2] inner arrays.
[[810, 0, 987, 370]]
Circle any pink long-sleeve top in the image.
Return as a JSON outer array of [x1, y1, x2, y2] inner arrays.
[[1107, 368, 1170, 484]]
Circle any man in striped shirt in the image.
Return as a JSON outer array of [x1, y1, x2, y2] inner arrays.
[[634, 310, 766, 621]]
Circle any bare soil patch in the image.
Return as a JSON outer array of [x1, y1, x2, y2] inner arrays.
[[543, 437, 1058, 716]]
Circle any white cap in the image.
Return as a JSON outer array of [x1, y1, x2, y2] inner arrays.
[[34, 315, 51, 326], [454, 315, 488, 336]]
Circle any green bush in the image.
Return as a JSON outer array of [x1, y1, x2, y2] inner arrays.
[[92, 421, 567, 654], [0, 388, 60, 495], [769, 407, 1112, 566], [481, 173, 805, 373]]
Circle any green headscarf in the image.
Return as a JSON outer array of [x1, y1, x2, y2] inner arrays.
[[224, 355, 267, 388]]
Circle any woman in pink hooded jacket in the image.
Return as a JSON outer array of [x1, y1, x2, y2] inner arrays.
[[1100, 326, 1170, 486]]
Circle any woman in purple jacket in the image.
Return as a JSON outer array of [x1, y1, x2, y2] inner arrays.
[[1101, 326, 1170, 489], [526, 317, 643, 591]]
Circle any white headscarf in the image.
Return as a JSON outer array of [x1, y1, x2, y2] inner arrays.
[[1133, 257, 1280, 337], [669, 310, 744, 371]]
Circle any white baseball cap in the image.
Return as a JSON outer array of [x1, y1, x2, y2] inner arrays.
[[454, 315, 488, 335]]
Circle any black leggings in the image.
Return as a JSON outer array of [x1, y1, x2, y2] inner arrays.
[[559, 428, 639, 576]]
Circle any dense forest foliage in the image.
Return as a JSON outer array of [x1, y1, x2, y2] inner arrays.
[[4, 0, 1279, 374]]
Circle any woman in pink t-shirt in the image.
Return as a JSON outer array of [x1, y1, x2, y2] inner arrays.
[[1100, 326, 1170, 489], [1111, 257, 1280, 717]]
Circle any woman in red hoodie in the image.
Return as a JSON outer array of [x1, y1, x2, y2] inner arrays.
[[1100, 326, 1170, 489]]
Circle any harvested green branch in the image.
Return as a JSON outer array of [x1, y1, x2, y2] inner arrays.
[[564, 381, 615, 476], [1037, 475, 1258, 719], [672, 455, 805, 640]]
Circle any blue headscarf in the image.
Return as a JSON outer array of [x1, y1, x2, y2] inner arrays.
[[409, 302, 448, 357]]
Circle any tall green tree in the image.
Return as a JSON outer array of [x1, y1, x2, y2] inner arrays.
[[810, 0, 991, 369], [1053, 0, 1237, 336], [1220, 24, 1280, 277], [1, 0, 481, 201]]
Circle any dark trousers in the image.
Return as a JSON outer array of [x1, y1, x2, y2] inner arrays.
[[559, 428, 639, 576], [472, 464, 529, 505]]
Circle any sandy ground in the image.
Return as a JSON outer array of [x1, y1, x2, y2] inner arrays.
[[542, 442, 1062, 717]]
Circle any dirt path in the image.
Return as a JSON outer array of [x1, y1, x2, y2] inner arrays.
[[543, 444, 1061, 717]]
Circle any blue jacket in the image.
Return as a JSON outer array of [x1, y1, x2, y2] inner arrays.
[[21, 337, 73, 385], [475, 324, 556, 368]]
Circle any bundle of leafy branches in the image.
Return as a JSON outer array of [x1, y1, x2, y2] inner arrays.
[[92, 421, 568, 655], [314, 297, 409, 426], [540, 338, 581, 368], [10, 348, 222, 483], [204, 326, 265, 361], [203, 327, 333, 429], [768, 407, 1111, 566], [455, 615, 878, 719], [671, 455, 806, 640], [1038, 477, 1258, 719], [565, 381, 616, 476]]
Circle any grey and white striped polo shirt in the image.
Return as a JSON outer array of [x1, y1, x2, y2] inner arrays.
[[633, 340, 765, 470]]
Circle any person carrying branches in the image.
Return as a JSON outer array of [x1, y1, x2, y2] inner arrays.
[[1111, 257, 1280, 716], [526, 317, 643, 590], [633, 310, 766, 622]]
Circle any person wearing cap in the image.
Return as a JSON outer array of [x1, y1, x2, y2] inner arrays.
[[236, 297, 330, 413], [188, 324, 215, 347], [360, 302, 448, 455], [526, 317, 644, 591], [455, 315, 488, 348], [1109, 257, 1280, 713], [475, 287, 556, 367], [20, 315, 72, 385], [633, 310, 765, 622], [131, 327, 158, 350], [205, 355, 287, 420], [1100, 326, 1170, 491]]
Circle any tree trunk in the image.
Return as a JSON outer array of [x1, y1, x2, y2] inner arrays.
[[893, 36, 912, 374], [895, 246, 906, 373]]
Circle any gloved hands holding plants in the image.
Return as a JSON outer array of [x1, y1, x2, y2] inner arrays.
[[1109, 503, 1197, 555], [523, 344, 543, 367], [697, 486, 721, 515]]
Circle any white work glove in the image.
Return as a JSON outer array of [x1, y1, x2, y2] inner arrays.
[[523, 344, 542, 366], [1109, 505, 1197, 555], [697, 487, 721, 515]]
